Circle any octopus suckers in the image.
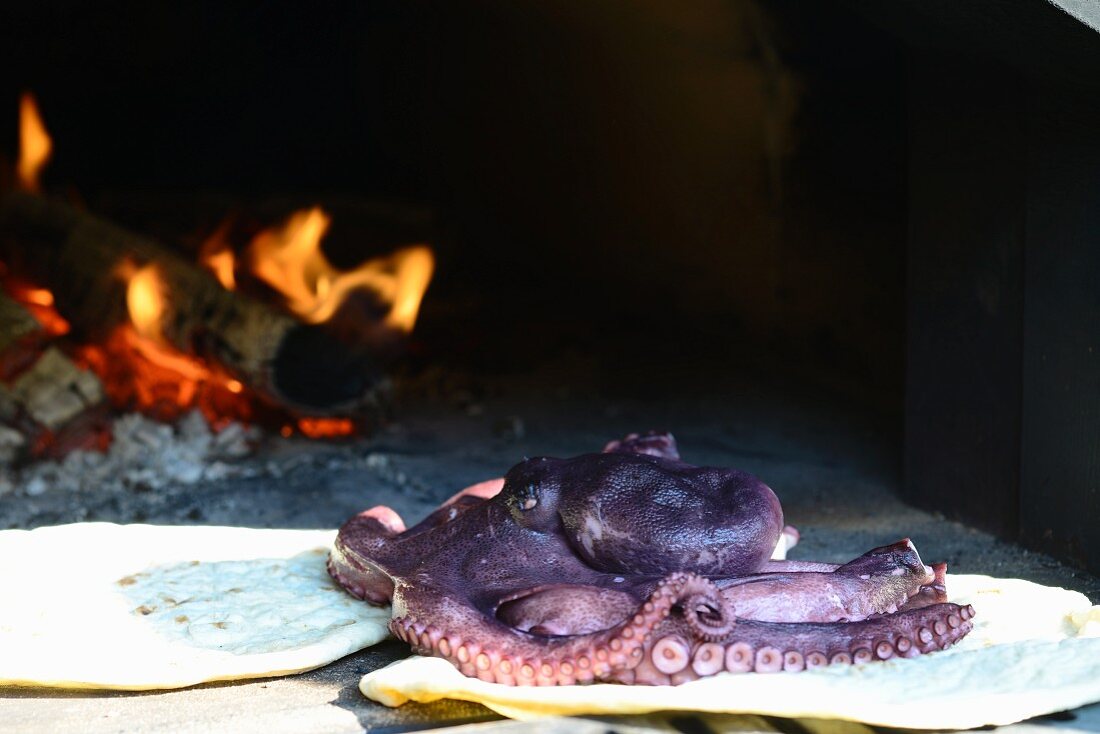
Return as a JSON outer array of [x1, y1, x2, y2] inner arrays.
[[725, 642, 754, 672], [830, 651, 852, 665], [783, 651, 805, 672], [692, 643, 725, 676], [805, 651, 828, 668], [754, 647, 783, 673], [652, 637, 690, 674]]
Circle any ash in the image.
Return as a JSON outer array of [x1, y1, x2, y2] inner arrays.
[[0, 411, 260, 497]]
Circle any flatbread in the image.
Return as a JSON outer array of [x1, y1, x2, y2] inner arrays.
[[0, 523, 390, 689], [361, 574, 1100, 729]]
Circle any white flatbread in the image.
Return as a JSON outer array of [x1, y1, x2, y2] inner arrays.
[[361, 574, 1100, 729], [0, 523, 390, 689]]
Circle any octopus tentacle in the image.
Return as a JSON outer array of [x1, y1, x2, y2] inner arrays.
[[618, 601, 975, 685], [896, 561, 950, 612], [391, 572, 727, 686], [329, 481, 506, 603], [327, 507, 405, 604], [681, 586, 737, 641], [602, 431, 681, 460], [717, 539, 935, 623]]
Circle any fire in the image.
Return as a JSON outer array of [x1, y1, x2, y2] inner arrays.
[[73, 262, 256, 425], [102, 264, 353, 435], [126, 263, 168, 341], [6, 98, 425, 443], [247, 207, 434, 332], [3, 276, 69, 337], [199, 221, 237, 290], [17, 92, 52, 193]]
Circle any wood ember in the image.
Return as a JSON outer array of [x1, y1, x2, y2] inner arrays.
[[0, 191, 387, 417]]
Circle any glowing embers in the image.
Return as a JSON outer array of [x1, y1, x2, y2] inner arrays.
[[295, 417, 355, 439], [16, 92, 51, 193]]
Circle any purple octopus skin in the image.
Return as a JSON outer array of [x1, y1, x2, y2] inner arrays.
[[329, 432, 974, 685]]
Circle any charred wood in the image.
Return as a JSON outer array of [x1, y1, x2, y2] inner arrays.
[[0, 289, 49, 380]]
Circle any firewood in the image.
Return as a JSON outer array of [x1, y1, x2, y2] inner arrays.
[[0, 289, 48, 379], [0, 290, 39, 349], [7, 347, 104, 431], [0, 294, 108, 463], [0, 192, 386, 416]]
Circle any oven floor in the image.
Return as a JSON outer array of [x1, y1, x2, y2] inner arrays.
[[2, 361, 1098, 733]]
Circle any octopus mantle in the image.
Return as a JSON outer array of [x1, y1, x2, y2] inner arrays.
[[330, 433, 974, 685]]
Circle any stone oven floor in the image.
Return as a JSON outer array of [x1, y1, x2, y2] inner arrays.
[[2, 361, 1098, 733]]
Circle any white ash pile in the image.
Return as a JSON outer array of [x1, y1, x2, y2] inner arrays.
[[0, 411, 260, 497]]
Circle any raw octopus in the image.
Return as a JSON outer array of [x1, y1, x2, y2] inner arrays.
[[329, 432, 973, 685]]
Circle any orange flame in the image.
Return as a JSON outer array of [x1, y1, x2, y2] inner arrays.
[[0, 272, 69, 381], [70, 262, 255, 425], [4, 278, 69, 336], [126, 263, 169, 342], [248, 207, 434, 332], [199, 221, 237, 290], [17, 92, 52, 193]]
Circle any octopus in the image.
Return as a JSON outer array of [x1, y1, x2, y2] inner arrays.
[[329, 432, 974, 685]]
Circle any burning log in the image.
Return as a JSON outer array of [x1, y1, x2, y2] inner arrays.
[[0, 191, 387, 416]]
